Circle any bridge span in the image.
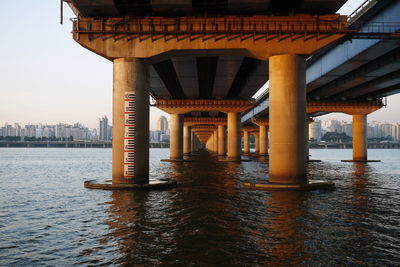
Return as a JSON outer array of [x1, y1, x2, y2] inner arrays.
[[242, 0, 400, 163], [64, 0, 398, 190]]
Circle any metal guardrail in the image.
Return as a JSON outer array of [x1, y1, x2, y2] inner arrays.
[[72, 15, 351, 42], [72, 15, 400, 41]]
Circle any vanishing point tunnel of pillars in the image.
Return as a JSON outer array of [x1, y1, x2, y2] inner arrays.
[[73, 14, 351, 187], [112, 56, 381, 186]]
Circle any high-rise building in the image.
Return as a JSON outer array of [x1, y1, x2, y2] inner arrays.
[[309, 120, 323, 141], [156, 116, 168, 132], [99, 116, 111, 141], [343, 123, 352, 137], [381, 123, 392, 139], [393, 123, 400, 141]]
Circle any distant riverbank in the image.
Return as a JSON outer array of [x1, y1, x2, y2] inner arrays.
[[0, 141, 171, 148], [1, 141, 399, 149]]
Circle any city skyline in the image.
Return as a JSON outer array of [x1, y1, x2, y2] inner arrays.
[[309, 118, 400, 142], [2, 0, 400, 130], [0, 115, 171, 142]]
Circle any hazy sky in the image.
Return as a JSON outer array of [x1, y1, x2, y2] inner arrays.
[[1, 0, 399, 129]]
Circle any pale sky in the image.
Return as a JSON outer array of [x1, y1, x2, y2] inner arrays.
[[0, 0, 398, 130]]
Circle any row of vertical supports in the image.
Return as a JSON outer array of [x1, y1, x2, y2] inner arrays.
[[111, 55, 370, 186], [242, 129, 268, 156]]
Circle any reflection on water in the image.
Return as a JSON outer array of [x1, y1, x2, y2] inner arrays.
[[0, 148, 400, 265], [262, 192, 308, 266]]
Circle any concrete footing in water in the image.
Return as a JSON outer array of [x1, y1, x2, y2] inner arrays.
[[218, 157, 252, 162], [341, 159, 381, 162], [242, 180, 334, 191], [160, 159, 193, 162], [84, 179, 177, 190]]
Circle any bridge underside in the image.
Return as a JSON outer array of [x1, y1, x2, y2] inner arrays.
[[68, 0, 381, 190], [69, 0, 346, 17]]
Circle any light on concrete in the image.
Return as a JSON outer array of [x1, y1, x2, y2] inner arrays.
[[227, 112, 241, 159], [259, 126, 269, 156], [112, 58, 149, 184], [254, 133, 260, 154], [213, 130, 218, 153], [183, 125, 191, 155], [191, 131, 195, 153], [353, 114, 367, 161], [269, 54, 307, 184], [170, 114, 184, 159], [218, 125, 226, 156], [243, 131, 250, 154]]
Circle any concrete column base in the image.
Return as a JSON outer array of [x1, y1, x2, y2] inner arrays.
[[249, 153, 266, 157], [218, 157, 252, 162], [160, 158, 193, 162], [341, 159, 381, 162], [84, 179, 177, 190], [242, 180, 334, 191], [308, 159, 322, 162]]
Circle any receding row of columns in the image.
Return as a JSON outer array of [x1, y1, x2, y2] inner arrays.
[[111, 55, 372, 186]]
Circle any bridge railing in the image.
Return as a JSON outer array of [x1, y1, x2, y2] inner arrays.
[[72, 14, 349, 41], [348, 0, 378, 25], [73, 14, 399, 42]]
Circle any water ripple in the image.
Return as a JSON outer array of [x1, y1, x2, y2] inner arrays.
[[0, 148, 399, 266]]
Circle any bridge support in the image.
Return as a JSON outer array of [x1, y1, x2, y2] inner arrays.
[[112, 58, 149, 184], [225, 112, 243, 161], [353, 114, 367, 160], [162, 114, 191, 162], [259, 125, 269, 156], [206, 135, 213, 151], [269, 54, 307, 184], [213, 130, 218, 153], [254, 133, 260, 154], [218, 125, 226, 156], [84, 58, 176, 190], [243, 130, 250, 155], [183, 126, 191, 155], [170, 114, 183, 159], [342, 114, 380, 163], [243, 54, 333, 190], [191, 131, 195, 154]]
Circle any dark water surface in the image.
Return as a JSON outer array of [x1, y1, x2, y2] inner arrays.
[[1, 148, 399, 266]]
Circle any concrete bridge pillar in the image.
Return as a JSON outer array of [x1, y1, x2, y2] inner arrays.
[[259, 125, 269, 156], [206, 135, 213, 151], [227, 112, 241, 160], [213, 130, 218, 153], [269, 54, 307, 185], [254, 133, 260, 154], [191, 131, 195, 153], [243, 130, 250, 155], [170, 114, 184, 160], [194, 136, 199, 151], [307, 118, 312, 160], [183, 125, 191, 155], [341, 114, 380, 163], [353, 114, 367, 161], [112, 58, 149, 184], [218, 125, 226, 156]]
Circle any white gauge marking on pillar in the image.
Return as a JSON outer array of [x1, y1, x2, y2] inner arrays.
[[124, 92, 135, 178]]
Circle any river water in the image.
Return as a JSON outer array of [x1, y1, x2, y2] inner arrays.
[[0, 148, 399, 266]]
